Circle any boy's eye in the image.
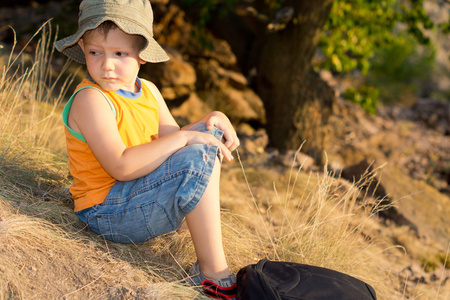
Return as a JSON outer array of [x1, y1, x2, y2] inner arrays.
[[88, 50, 100, 55], [115, 52, 128, 57]]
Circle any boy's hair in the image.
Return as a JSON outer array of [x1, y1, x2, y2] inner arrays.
[[83, 21, 118, 40], [92, 21, 117, 36], [83, 21, 146, 50]]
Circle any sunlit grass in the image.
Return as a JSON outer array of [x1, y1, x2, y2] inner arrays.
[[226, 150, 393, 295], [0, 20, 74, 153]]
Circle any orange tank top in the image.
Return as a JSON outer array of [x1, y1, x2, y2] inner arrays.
[[63, 78, 159, 212]]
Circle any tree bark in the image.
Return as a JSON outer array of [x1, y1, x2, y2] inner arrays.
[[181, 0, 336, 164], [252, 0, 335, 163]]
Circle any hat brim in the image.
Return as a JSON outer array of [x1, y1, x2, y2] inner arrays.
[[54, 18, 169, 64]]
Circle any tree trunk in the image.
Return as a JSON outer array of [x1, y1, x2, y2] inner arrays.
[[253, 0, 335, 164], [181, 0, 336, 164]]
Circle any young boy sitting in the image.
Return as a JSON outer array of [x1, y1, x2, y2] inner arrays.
[[55, 0, 239, 298]]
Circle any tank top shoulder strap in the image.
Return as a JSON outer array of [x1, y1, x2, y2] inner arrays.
[[62, 86, 117, 142]]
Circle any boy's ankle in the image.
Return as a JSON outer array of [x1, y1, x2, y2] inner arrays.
[[201, 267, 231, 280]]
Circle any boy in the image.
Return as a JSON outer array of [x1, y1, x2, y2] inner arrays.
[[54, 0, 239, 298]]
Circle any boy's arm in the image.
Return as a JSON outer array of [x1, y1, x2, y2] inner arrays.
[[69, 89, 233, 182], [141, 78, 180, 137]]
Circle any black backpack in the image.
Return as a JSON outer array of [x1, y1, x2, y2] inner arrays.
[[236, 259, 377, 300]]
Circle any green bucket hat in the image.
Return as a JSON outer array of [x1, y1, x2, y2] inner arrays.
[[54, 0, 169, 64]]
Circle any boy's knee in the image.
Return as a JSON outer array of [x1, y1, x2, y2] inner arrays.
[[172, 144, 216, 170], [184, 122, 208, 133], [185, 122, 223, 141]]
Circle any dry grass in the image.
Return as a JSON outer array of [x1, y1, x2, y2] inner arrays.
[[0, 194, 198, 300], [0, 21, 73, 154], [224, 152, 397, 297], [0, 23, 449, 299], [0, 142, 200, 299]]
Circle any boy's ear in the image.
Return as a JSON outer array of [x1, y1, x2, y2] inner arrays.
[[78, 39, 85, 52]]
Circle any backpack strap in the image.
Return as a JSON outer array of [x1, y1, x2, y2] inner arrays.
[[256, 259, 281, 300]]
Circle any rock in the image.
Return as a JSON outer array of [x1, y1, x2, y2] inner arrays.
[[237, 123, 256, 136], [340, 160, 419, 235], [237, 128, 268, 157], [148, 2, 266, 126], [186, 35, 238, 68], [216, 67, 248, 90], [170, 93, 211, 126], [398, 265, 428, 284], [195, 58, 265, 124], [412, 98, 450, 135], [153, 3, 192, 49], [140, 47, 196, 102], [200, 87, 264, 122], [269, 149, 315, 170]]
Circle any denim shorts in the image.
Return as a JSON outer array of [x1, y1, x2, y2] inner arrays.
[[75, 122, 223, 244]]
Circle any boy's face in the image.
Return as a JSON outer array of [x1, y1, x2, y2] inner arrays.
[[78, 28, 146, 92]]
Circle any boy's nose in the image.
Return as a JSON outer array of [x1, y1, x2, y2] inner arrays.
[[101, 57, 114, 71]]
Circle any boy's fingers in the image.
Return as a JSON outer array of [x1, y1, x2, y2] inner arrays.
[[224, 138, 236, 150], [224, 139, 232, 148], [223, 132, 240, 151], [206, 116, 218, 131], [217, 141, 233, 161]]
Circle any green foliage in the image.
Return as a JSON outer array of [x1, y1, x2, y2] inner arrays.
[[319, 0, 398, 74], [401, 0, 434, 44], [319, 0, 445, 110], [365, 34, 436, 105], [419, 253, 442, 272], [343, 85, 379, 114], [437, 251, 450, 269], [319, 0, 440, 75], [441, 21, 450, 34], [180, 0, 444, 110]]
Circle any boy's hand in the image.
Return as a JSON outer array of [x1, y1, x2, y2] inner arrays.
[[184, 131, 234, 162], [205, 111, 240, 152]]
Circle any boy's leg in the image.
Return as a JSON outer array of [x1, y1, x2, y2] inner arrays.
[[185, 156, 230, 280]]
